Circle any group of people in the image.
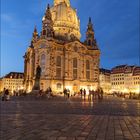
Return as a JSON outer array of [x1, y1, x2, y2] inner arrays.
[[1, 88, 10, 101], [37, 88, 71, 99], [13, 90, 27, 96], [37, 87, 53, 98], [63, 88, 104, 100], [1, 86, 104, 101], [80, 88, 104, 100], [113, 92, 139, 99]]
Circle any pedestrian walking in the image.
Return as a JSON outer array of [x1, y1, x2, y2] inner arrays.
[[100, 88, 104, 100], [80, 88, 83, 98], [64, 88, 67, 98], [84, 89, 86, 100], [67, 89, 70, 98], [47, 87, 52, 98], [88, 90, 91, 100], [2, 88, 6, 101], [37, 90, 42, 98], [92, 90, 95, 100], [5, 89, 10, 101]]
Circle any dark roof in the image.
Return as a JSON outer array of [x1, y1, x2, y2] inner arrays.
[[111, 65, 140, 75], [133, 67, 140, 76], [100, 68, 111, 76], [124, 66, 135, 74], [4, 72, 24, 79], [100, 68, 111, 75], [114, 65, 127, 69], [111, 65, 127, 74]]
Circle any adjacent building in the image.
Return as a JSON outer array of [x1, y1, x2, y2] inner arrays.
[[0, 72, 24, 94], [24, 0, 100, 93], [99, 65, 140, 94], [130, 66, 140, 94], [111, 65, 140, 94], [99, 68, 111, 93]]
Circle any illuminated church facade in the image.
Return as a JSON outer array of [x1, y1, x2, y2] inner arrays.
[[24, 0, 100, 93]]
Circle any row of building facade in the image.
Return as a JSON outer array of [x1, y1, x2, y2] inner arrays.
[[0, 1, 139, 95], [100, 65, 140, 94], [0, 72, 24, 94], [0, 65, 140, 95]]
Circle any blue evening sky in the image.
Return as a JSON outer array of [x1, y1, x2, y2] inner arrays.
[[1, 0, 139, 76]]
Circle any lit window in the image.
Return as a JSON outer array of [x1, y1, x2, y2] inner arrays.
[[86, 60, 90, 79], [57, 83, 62, 90], [56, 56, 62, 78], [73, 58, 78, 79], [73, 58, 77, 68], [56, 56, 61, 67], [40, 54, 46, 75]]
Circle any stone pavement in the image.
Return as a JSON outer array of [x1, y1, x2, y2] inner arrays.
[[0, 96, 140, 140]]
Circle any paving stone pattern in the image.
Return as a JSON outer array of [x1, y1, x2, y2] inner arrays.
[[0, 96, 140, 140]]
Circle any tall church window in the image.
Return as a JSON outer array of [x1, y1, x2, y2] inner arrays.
[[73, 58, 78, 79], [86, 60, 90, 79], [40, 54, 46, 75], [56, 56, 61, 78], [56, 56, 61, 67]]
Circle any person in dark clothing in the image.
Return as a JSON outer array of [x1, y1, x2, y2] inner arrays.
[[100, 88, 104, 100], [49, 87, 52, 96], [5, 89, 10, 101], [83, 89, 86, 100], [80, 88, 83, 98], [2, 88, 6, 101], [64, 88, 67, 98], [67, 89, 70, 98], [92, 90, 95, 100], [47, 87, 52, 98]]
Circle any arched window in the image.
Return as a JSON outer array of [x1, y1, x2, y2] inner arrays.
[[56, 56, 62, 78], [40, 54, 46, 75], [57, 83, 62, 90], [86, 60, 90, 79], [41, 54, 45, 65], [73, 58, 78, 79]]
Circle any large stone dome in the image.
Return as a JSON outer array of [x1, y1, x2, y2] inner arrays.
[[50, 0, 81, 40]]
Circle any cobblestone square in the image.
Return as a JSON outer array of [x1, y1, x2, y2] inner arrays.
[[0, 96, 140, 140]]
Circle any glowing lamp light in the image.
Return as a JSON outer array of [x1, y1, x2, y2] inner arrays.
[[65, 86, 72, 91], [135, 88, 140, 94], [123, 88, 129, 93]]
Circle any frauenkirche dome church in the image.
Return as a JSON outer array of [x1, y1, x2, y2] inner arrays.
[[24, 0, 100, 93]]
